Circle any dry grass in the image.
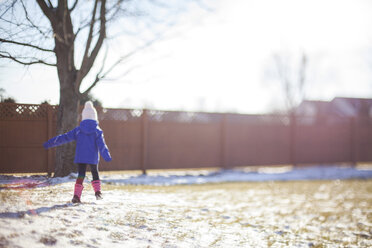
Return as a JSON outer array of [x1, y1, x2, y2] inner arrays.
[[102, 180, 372, 247], [104, 180, 372, 247]]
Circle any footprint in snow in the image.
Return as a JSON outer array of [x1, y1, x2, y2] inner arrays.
[[39, 236, 57, 246]]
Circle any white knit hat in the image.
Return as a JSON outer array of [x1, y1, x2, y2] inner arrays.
[[82, 101, 98, 121]]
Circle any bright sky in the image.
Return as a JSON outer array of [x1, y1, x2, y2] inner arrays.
[[1, 0, 372, 114]]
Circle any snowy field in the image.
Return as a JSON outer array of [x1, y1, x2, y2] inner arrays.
[[0, 165, 372, 248]]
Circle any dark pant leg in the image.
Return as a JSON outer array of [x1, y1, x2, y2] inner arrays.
[[89, 164, 100, 181], [76, 163, 87, 184]]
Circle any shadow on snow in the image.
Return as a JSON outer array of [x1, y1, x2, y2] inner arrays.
[[0, 203, 78, 219]]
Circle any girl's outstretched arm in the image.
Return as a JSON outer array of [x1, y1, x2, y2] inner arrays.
[[43, 128, 78, 149], [96, 131, 112, 162]]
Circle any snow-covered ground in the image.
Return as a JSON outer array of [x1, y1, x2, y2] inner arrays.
[[1, 164, 372, 188], [0, 165, 371, 247], [100, 164, 372, 186]]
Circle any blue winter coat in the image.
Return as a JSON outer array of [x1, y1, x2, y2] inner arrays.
[[43, 120, 112, 165]]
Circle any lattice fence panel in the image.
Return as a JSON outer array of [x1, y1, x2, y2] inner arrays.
[[0, 103, 50, 120], [228, 114, 290, 126], [97, 108, 142, 121], [147, 110, 223, 123]]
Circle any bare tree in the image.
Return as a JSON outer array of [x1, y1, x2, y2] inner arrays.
[[0, 87, 16, 102], [265, 51, 308, 114], [264, 50, 308, 166], [0, 88, 5, 102], [0, 0, 210, 177]]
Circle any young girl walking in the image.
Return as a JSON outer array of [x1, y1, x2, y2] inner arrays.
[[43, 101, 112, 203]]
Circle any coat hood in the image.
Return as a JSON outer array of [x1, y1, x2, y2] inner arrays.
[[80, 119, 98, 134]]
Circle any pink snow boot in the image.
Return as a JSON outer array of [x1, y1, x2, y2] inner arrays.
[[91, 180, 102, 200], [72, 184, 84, 203]]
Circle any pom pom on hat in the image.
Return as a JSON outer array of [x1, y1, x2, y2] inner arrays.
[[82, 101, 98, 121]]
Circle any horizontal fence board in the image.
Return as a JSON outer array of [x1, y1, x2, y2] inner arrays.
[[356, 123, 372, 162], [99, 120, 142, 171], [147, 122, 221, 169], [0, 147, 47, 173], [227, 124, 291, 166], [295, 124, 351, 164]]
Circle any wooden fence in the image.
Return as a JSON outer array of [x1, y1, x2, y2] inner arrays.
[[1, 103, 372, 174]]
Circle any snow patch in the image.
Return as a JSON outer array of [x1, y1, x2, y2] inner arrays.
[[1, 165, 371, 188], [101, 165, 372, 186]]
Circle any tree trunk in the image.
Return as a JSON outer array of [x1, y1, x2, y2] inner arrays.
[[50, 3, 80, 177], [52, 25, 79, 176], [53, 40, 79, 177], [54, 73, 80, 177]]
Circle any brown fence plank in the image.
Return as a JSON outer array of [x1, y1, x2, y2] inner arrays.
[[226, 123, 291, 166], [295, 123, 351, 164], [147, 122, 221, 169], [99, 120, 142, 171]]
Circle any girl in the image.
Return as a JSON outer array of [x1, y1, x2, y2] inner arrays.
[[43, 101, 112, 203]]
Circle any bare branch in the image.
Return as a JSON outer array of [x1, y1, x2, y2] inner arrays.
[[81, 74, 101, 97], [271, 51, 308, 113], [36, 0, 54, 21], [81, 45, 109, 96], [106, 65, 140, 81], [19, 0, 50, 39], [82, 65, 140, 97], [298, 53, 307, 89], [81, 0, 99, 71], [81, 37, 157, 95], [69, 0, 79, 12], [82, 64, 137, 96], [76, 0, 106, 87], [74, 7, 102, 39], [97, 45, 109, 76], [47, 0, 53, 8], [0, 38, 54, 52], [0, 53, 56, 66], [74, 20, 93, 40], [85, 0, 107, 67], [0, 16, 50, 39], [297, 53, 307, 102], [0, 0, 17, 19]]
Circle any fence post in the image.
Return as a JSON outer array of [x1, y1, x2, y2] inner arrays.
[[350, 117, 358, 166], [140, 109, 148, 175], [290, 113, 297, 166], [220, 113, 228, 169], [46, 105, 53, 176]]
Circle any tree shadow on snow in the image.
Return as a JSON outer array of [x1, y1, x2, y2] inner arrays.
[[0, 203, 79, 219], [0, 174, 77, 190]]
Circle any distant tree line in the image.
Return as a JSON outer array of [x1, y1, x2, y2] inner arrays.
[[0, 88, 16, 103], [0, 88, 101, 107]]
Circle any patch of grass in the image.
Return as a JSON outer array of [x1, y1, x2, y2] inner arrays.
[[104, 179, 372, 246]]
